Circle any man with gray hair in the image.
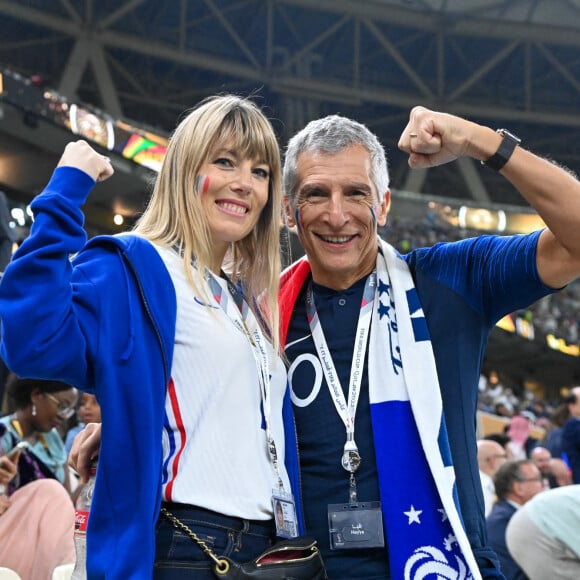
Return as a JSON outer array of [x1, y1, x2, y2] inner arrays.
[[279, 106, 580, 579]]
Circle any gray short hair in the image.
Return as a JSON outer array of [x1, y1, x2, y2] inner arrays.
[[283, 115, 390, 208]]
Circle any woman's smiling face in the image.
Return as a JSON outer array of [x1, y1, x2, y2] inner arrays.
[[199, 142, 270, 261]]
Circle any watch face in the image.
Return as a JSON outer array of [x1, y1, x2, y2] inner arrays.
[[497, 128, 521, 144]]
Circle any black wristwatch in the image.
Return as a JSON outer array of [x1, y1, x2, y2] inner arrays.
[[483, 128, 521, 171]]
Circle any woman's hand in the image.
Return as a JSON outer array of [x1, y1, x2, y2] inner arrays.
[[0, 453, 19, 488], [68, 422, 101, 484], [57, 140, 114, 183], [0, 494, 10, 516]]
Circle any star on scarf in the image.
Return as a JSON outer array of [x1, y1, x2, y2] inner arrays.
[[378, 280, 390, 295], [378, 302, 390, 318], [438, 508, 448, 522], [404, 505, 422, 525], [444, 533, 458, 551]]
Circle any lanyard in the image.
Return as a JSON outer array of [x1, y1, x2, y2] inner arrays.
[[306, 272, 376, 474], [205, 270, 283, 488]]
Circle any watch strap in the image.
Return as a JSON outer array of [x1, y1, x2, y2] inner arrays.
[[483, 129, 521, 171]]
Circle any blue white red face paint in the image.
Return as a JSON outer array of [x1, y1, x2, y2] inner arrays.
[[195, 174, 210, 194], [370, 205, 377, 229], [294, 207, 303, 233]]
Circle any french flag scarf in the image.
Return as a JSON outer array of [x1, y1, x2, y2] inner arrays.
[[280, 239, 481, 579]]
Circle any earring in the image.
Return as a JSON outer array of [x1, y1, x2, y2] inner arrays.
[[32, 404, 37, 417]]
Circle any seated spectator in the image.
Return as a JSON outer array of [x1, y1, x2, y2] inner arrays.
[[506, 484, 580, 580], [561, 386, 580, 483], [0, 373, 78, 493], [506, 415, 538, 460], [545, 401, 568, 459], [530, 446, 557, 489], [549, 458, 572, 487], [495, 401, 514, 418], [65, 393, 101, 455], [0, 477, 75, 579], [0, 374, 77, 578], [527, 400, 550, 422], [484, 433, 515, 460], [486, 460, 544, 579], [477, 439, 509, 516]]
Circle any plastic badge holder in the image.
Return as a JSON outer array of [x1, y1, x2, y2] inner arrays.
[[328, 501, 384, 550]]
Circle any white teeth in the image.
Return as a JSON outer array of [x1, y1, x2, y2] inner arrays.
[[218, 202, 247, 215], [321, 235, 351, 243]]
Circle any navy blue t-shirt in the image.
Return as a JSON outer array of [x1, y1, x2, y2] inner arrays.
[[286, 276, 390, 579]]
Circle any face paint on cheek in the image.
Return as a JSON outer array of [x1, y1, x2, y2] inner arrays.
[[370, 205, 377, 229], [195, 175, 210, 194], [294, 207, 303, 233]]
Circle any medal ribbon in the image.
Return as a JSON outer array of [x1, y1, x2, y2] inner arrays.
[[306, 272, 376, 472]]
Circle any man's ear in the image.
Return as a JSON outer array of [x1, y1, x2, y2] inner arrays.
[[376, 189, 391, 227], [283, 195, 296, 227]]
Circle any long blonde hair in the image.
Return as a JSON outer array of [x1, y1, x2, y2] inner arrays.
[[134, 95, 282, 351]]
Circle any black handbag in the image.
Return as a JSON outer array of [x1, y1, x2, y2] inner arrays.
[[161, 507, 327, 579]]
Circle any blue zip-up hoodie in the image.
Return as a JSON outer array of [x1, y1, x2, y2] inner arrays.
[[0, 167, 303, 578]]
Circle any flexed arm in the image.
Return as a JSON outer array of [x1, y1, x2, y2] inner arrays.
[[0, 142, 114, 384], [398, 106, 580, 288]]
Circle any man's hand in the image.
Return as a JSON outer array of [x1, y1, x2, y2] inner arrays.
[[57, 140, 114, 183], [68, 422, 102, 484], [398, 106, 495, 169]]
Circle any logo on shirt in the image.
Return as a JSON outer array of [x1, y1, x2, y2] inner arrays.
[[287, 352, 323, 408]]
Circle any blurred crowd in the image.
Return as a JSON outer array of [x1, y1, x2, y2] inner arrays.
[[380, 213, 580, 348], [476, 381, 580, 579], [0, 373, 102, 578]]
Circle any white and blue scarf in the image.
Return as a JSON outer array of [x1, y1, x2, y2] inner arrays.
[[369, 239, 480, 579]]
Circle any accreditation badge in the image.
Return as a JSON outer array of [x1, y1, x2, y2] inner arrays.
[[328, 501, 384, 550], [272, 491, 298, 539]]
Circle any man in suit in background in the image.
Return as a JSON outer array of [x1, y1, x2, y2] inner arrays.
[[486, 460, 544, 579]]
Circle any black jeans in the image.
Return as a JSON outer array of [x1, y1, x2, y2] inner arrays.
[[154, 503, 276, 579]]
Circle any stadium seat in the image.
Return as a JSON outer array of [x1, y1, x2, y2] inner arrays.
[[52, 564, 74, 580]]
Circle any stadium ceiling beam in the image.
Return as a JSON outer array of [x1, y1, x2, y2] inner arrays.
[[0, 1, 72, 35], [2, 0, 580, 48], [278, 0, 580, 47], [90, 29, 580, 128], [3, 1, 580, 129], [362, 18, 434, 99], [402, 166, 428, 194], [456, 157, 491, 204], [203, 0, 261, 69], [90, 43, 123, 118], [98, 0, 146, 30], [59, 36, 91, 98]]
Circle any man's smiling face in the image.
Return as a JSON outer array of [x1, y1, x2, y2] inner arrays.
[[286, 144, 388, 290]]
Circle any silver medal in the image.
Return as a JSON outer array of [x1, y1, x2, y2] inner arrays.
[[341, 449, 361, 473]]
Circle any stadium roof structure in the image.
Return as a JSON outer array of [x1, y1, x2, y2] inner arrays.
[[2, 0, 580, 217], [0, 1, 579, 390]]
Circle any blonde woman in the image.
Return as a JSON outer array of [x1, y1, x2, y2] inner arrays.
[[0, 96, 302, 578]]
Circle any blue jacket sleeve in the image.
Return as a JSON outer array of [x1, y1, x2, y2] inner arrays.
[[0, 167, 100, 388]]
